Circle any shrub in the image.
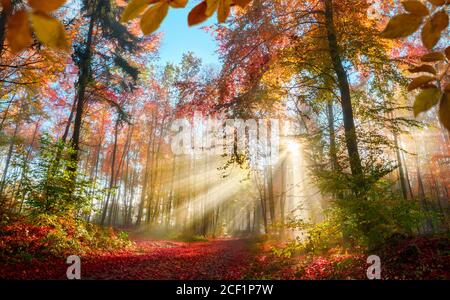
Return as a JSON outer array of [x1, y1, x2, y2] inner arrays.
[[273, 176, 435, 257], [0, 214, 132, 262]]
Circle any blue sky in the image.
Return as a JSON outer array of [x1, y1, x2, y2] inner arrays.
[[157, 2, 220, 67]]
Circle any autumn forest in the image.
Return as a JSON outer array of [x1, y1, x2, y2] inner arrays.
[[0, 0, 449, 281]]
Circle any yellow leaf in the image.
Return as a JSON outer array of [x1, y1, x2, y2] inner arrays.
[[121, 0, 157, 22], [414, 87, 441, 117], [427, 0, 446, 6], [140, 2, 169, 35], [234, 0, 252, 8], [408, 75, 436, 91], [408, 64, 437, 75], [421, 51, 446, 62], [421, 10, 449, 49], [218, 0, 232, 23], [206, 0, 219, 17], [439, 93, 450, 131], [30, 12, 69, 50], [169, 0, 188, 8], [6, 10, 32, 53], [28, 0, 66, 13], [402, 1, 429, 16], [380, 13, 423, 38], [188, 1, 209, 26]]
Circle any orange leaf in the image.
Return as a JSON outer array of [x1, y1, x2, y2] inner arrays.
[[188, 1, 209, 26], [121, 0, 158, 22], [427, 0, 446, 6], [408, 64, 437, 75], [421, 10, 449, 50], [28, 0, 66, 13], [6, 10, 32, 53], [206, 0, 219, 17], [234, 0, 252, 8], [444, 83, 450, 93], [1, 0, 11, 10], [380, 13, 423, 38], [30, 12, 70, 50], [439, 93, 450, 131], [140, 2, 169, 35], [218, 0, 232, 23], [408, 75, 436, 91], [421, 52, 446, 62], [402, 1, 429, 17], [169, 0, 188, 8]]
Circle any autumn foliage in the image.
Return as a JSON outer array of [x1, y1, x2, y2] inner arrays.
[[0, 0, 449, 281]]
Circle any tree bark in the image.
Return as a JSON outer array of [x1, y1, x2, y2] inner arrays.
[[323, 0, 363, 180], [0, 2, 13, 59], [70, 2, 98, 168], [101, 119, 119, 226]]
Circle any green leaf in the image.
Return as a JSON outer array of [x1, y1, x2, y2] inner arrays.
[[413, 87, 441, 117]]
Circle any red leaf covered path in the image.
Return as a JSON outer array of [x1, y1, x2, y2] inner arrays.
[[0, 239, 254, 280], [82, 239, 252, 280]]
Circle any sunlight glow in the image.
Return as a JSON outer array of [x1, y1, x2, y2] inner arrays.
[[287, 140, 300, 154]]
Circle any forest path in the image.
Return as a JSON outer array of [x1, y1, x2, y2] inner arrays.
[[81, 238, 254, 280]]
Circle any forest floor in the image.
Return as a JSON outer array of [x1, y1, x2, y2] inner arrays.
[[0, 238, 255, 279], [1, 235, 449, 279]]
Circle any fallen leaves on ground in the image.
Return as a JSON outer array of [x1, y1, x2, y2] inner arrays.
[[247, 236, 450, 280], [0, 238, 252, 280], [0, 234, 448, 280]]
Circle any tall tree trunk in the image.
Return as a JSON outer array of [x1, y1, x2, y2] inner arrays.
[[0, 1, 13, 59], [0, 119, 19, 197], [70, 2, 98, 169], [326, 100, 339, 171], [393, 128, 408, 200], [266, 165, 275, 223], [136, 132, 153, 226], [101, 119, 119, 226], [17, 117, 41, 213], [323, 0, 363, 180], [401, 150, 414, 201], [0, 94, 16, 132]]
